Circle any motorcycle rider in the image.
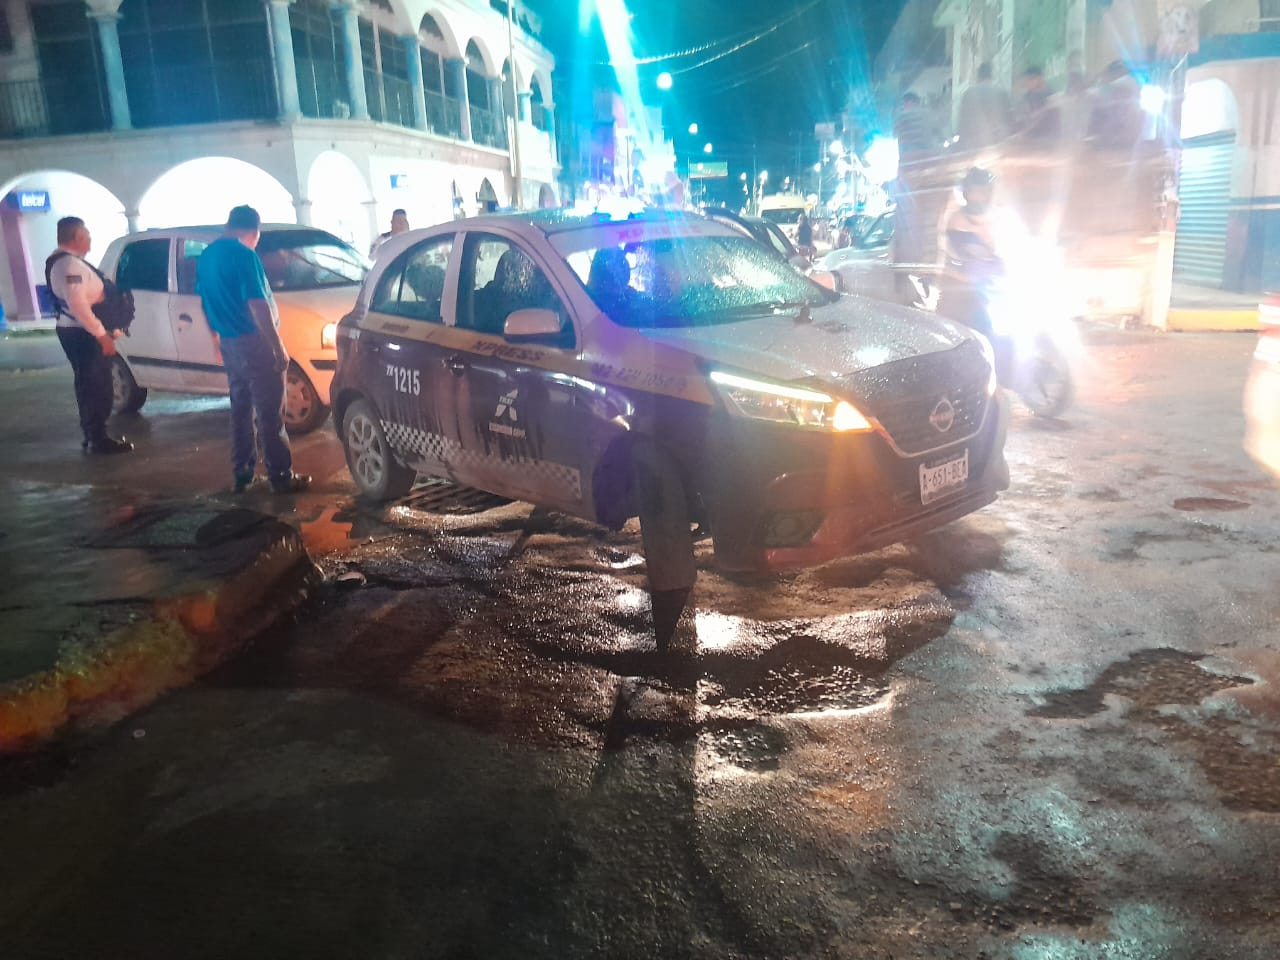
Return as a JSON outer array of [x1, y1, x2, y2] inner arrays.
[[938, 166, 1004, 340]]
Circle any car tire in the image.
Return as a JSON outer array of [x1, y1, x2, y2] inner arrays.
[[111, 355, 147, 414], [341, 398, 416, 502], [284, 363, 329, 435], [1020, 340, 1074, 419], [631, 443, 697, 650]]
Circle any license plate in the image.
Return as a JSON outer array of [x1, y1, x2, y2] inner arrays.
[[919, 450, 969, 504]]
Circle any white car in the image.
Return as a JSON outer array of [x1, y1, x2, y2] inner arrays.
[[98, 225, 369, 433]]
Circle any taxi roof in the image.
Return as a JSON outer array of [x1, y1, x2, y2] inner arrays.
[[445, 208, 716, 238]]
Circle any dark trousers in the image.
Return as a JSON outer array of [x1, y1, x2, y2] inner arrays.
[[56, 326, 112, 445], [220, 333, 292, 483]]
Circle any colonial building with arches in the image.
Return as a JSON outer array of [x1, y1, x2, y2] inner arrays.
[[0, 0, 560, 323]]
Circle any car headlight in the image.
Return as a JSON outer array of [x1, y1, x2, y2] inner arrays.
[[321, 322, 338, 350], [975, 333, 999, 395], [710, 370, 873, 432]]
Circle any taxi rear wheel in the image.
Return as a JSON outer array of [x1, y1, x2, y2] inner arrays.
[[342, 398, 416, 501], [110, 356, 147, 414], [284, 363, 329, 435]]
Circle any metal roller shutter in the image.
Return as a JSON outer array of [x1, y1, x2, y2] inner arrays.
[[1173, 131, 1235, 288]]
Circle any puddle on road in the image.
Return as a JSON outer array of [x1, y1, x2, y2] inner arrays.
[[1029, 648, 1280, 812]]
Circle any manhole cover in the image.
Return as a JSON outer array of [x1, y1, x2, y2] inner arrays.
[[1173, 497, 1250, 512], [401, 480, 510, 515]]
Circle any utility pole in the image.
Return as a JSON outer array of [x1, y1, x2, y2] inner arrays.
[[506, 0, 524, 209]]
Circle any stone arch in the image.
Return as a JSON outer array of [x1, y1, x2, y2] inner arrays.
[[137, 157, 295, 230], [306, 150, 374, 254], [500, 57, 525, 118], [419, 9, 462, 59], [465, 36, 499, 77], [376, 0, 420, 35], [477, 177, 499, 213], [0, 169, 129, 322]]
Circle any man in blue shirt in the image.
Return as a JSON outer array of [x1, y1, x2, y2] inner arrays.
[[197, 205, 309, 494]]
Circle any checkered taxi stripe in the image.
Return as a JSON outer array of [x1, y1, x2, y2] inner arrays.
[[381, 420, 582, 501]]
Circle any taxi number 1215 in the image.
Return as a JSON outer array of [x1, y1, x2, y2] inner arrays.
[[386, 364, 420, 396]]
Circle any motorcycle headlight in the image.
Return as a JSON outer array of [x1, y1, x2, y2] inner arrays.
[[710, 370, 873, 432]]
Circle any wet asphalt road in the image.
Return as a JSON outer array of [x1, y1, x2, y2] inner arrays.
[[2, 328, 1280, 959]]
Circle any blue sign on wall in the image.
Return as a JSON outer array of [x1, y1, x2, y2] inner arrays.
[[15, 190, 50, 211], [390, 174, 409, 190]]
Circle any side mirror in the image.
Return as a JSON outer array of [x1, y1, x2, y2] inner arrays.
[[789, 254, 811, 272], [504, 307, 563, 342]]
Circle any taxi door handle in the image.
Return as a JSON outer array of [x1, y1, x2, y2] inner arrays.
[[177, 313, 194, 324], [447, 355, 469, 376]]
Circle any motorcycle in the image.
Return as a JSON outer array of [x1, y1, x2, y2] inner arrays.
[[931, 241, 1077, 418]]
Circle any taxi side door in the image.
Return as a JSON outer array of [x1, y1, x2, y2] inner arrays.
[[111, 236, 184, 390], [172, 237, 229, 393], [357, 232, 458, 477], [441, 231, 586, 513]]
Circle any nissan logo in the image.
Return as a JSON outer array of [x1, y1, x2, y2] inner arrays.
[[929, 398, 956, 433]]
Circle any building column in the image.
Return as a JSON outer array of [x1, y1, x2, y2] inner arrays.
[[543, 101, 558, 156], [88, 9, 131, 130], [517, 91, 531, 124], [332, 0, 369, 121], [363, 198, 380, 242], [267, 0, 301, 118], [448, 57, 471, 141], [1, 207, 41, 324], [403, 35, 428, 131], [293, 197, 313, 226], [125, 208, 141, 233]]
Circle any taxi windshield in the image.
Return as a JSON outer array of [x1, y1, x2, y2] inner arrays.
[[257, 230, 369, 291], [555, 232, 835, 329]]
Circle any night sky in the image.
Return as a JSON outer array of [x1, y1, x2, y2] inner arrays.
[[540, 0, 905, 189]]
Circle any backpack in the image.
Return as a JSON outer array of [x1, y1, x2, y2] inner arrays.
[[45, 250, 135, 335]]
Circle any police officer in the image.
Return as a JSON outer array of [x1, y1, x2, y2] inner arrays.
[[47, 216, 133, 454]]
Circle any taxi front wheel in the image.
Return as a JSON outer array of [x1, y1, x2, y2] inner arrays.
[[342, 398, 416, 501], [285, 363, 329, 435]]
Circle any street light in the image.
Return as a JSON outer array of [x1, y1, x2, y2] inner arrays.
[[829, 139, 846, 157], [703, 142, 713, 154], [656, 72, 673, 91], [688, 122, 699, 135]]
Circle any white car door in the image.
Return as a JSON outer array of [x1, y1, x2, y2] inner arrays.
[[172, 237, 228, 394], [112, 237, 184, 390]]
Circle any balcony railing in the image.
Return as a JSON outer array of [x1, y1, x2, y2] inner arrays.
[[0, 76, 108, 138], [297, 56, 349, 119], [425, 90, 462, 139], [469, 104, 508, 149], [129, 60, 276, 128], [377, 73, 417, 129]]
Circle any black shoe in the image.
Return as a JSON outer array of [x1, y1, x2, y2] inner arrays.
[[233, 472, 257, 494], [86, 437, 134, 455], [270, 472, 311, 494]]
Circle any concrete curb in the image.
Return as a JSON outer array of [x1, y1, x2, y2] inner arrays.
[[0, 523, 318, 754], [1166, 307, 1260, 332]]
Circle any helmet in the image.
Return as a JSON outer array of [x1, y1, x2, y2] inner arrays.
[[962, 167, 995, 192]]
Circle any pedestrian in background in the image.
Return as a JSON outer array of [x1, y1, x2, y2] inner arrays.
[[796, 213, 815, 261], [894, 92, 940, 161], [46, 216, 132, 455], [369, 208, 410, 259], [196, 205, 309, 494], [1016, 66, 1059, 141], [956, 62, 1012, 150]]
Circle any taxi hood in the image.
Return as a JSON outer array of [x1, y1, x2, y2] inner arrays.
[[275, 285, 362, 321], [634, 295, 974, 384]]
